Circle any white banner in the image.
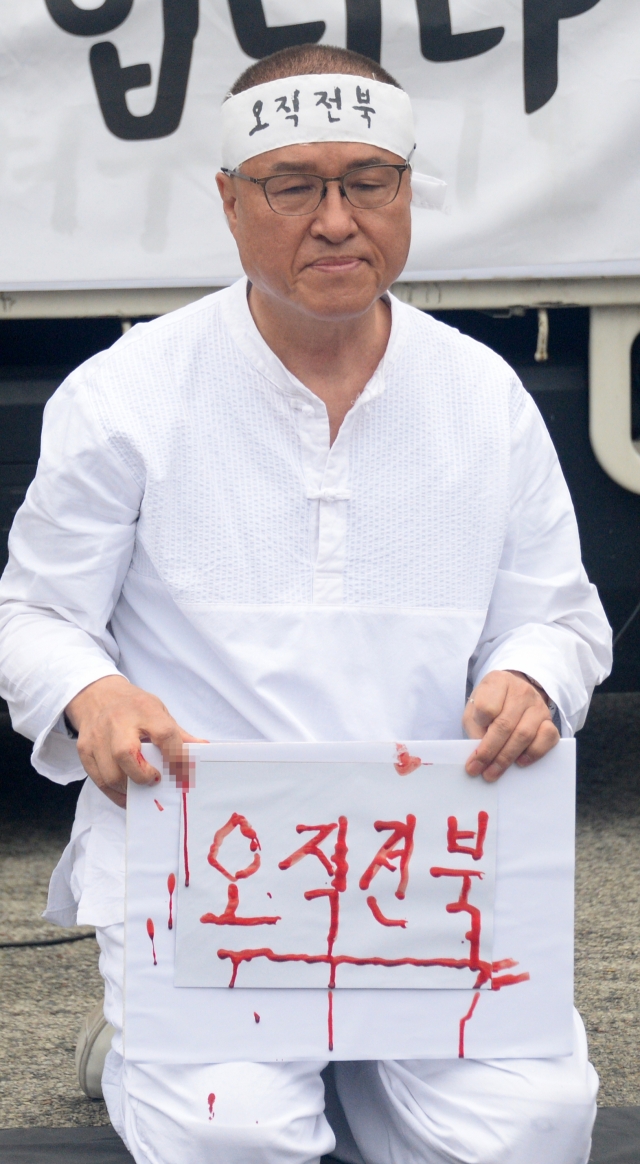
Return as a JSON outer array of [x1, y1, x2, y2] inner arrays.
[[0, 0, 636, 289]]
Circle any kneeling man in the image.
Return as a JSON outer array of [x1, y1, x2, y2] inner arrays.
[[0, 41, 611, 1164]]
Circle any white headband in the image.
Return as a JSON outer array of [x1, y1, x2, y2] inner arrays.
[[220, 74, 446, 211]]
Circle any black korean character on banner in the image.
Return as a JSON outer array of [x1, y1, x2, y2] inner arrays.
[[345, 0, 382, 64], [46, 0, 199, 141], [275, 91, 300, 128], [315, 88, 342, 124], [89, 0, 199, 140], [352, 86, 376, 128], [415, 0, 504, 62], [249, 100, 269, 136], [227, 0, 324, 60], [45, 0, 132, 36], [523, 0, 602, 114]]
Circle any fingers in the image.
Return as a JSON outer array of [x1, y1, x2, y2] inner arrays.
[[69, 676, 204, 803], [515, 718, 560, 766], [462, 671, 511, 734], [463, 670, 559, 781]]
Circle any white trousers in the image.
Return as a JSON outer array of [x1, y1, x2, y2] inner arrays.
[[98, 924, 598, 1164]]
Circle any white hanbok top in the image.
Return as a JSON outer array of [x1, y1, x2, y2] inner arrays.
[[0, 279, 611, 927]]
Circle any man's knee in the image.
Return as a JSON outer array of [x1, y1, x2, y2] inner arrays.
[[114, 1057, 334, 1164], [335, 1013, 598, 1164]]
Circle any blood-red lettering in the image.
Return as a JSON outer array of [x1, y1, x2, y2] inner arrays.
[[208, 813, 262, 882], [201, 883, 280, 927], [359, 815, 416, 899], [447, 811, 489, 861], [430, 867, 484, 969]]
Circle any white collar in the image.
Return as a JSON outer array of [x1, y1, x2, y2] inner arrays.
[[219, 276, 406, 409]]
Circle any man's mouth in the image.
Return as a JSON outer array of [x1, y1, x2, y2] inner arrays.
[[307, 257, 365, 273]]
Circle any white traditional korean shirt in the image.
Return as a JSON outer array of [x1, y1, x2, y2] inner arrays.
[[0, 279, 611, 927]]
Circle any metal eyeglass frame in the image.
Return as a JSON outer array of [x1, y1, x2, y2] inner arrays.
[[220, 164, 410, 216]]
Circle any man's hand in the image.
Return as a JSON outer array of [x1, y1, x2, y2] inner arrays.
[[463, 670, 559, 782], [65, 675, 206, 808]]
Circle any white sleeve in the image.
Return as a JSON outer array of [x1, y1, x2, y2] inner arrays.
[[470, 389, 612, 736], [0, 367, 143, 783]]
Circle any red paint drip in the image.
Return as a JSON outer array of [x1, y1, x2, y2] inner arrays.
[[254, 1011, 260, 1023], [146, 918, 157, 966], [458, 991, 481, 1057], [167, 873, 176, 930], [394, 744, 423, 775], [207, 1092, 215, 1120], [200, 883, 280, 926], [182, 791, 190, 887], [154, 799, 164, 812], [328, 989, 334, 1052], [366, 895, 407, 927]]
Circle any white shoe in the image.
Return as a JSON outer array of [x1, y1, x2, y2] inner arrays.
[[75, 1003, 115, 1099]]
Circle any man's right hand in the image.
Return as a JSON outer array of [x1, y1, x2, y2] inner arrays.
[[65, 675, 205, 807]]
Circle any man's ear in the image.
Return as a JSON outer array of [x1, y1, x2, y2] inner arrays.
[[216, 171, 239, 236]]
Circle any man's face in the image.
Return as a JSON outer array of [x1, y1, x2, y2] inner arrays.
[[216, 140, 412, 323]]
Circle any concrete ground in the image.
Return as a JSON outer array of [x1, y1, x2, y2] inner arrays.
[[0, 693, 638, 1129]]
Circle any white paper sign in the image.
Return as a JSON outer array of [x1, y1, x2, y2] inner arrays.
[[0, 2, 638, 287], [124, 740, 576, 1063], [175, 752, 497, 990]]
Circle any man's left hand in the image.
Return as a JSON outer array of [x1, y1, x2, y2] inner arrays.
[[463, 669, 560, 782]]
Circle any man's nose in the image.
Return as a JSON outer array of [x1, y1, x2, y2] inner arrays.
[[309, 181, 358, 240]]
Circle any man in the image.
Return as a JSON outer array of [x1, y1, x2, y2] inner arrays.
[[0, 42, 611, 1164]]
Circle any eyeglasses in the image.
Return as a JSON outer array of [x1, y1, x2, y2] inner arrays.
[[221, 164, 410, 216]]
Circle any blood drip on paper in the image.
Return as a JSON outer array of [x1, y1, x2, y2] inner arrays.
[[146, 918, 157, 966], [393, 744, 423, 775], [182, 791, 190, 887], [207, 1092, 215, 1120], [254, 1012, 260, 1023], [458, 992, 480, 1057], [167, 873, 176, 929], [154, 799, 164, 812], [328, 989, 334, 1052]]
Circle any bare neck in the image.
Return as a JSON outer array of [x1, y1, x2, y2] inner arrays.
[[248, 287, 392, 445]]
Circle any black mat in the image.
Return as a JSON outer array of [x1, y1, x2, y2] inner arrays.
[[1, 1108, 638, 1163], [590, 1107, 640, 1164], [0, 1128, 130, 1163]]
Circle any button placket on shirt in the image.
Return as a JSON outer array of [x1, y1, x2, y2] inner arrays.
[[291, 383, 378, 607]]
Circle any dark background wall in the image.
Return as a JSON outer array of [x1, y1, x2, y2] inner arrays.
[[1, 306, 638, 701]]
